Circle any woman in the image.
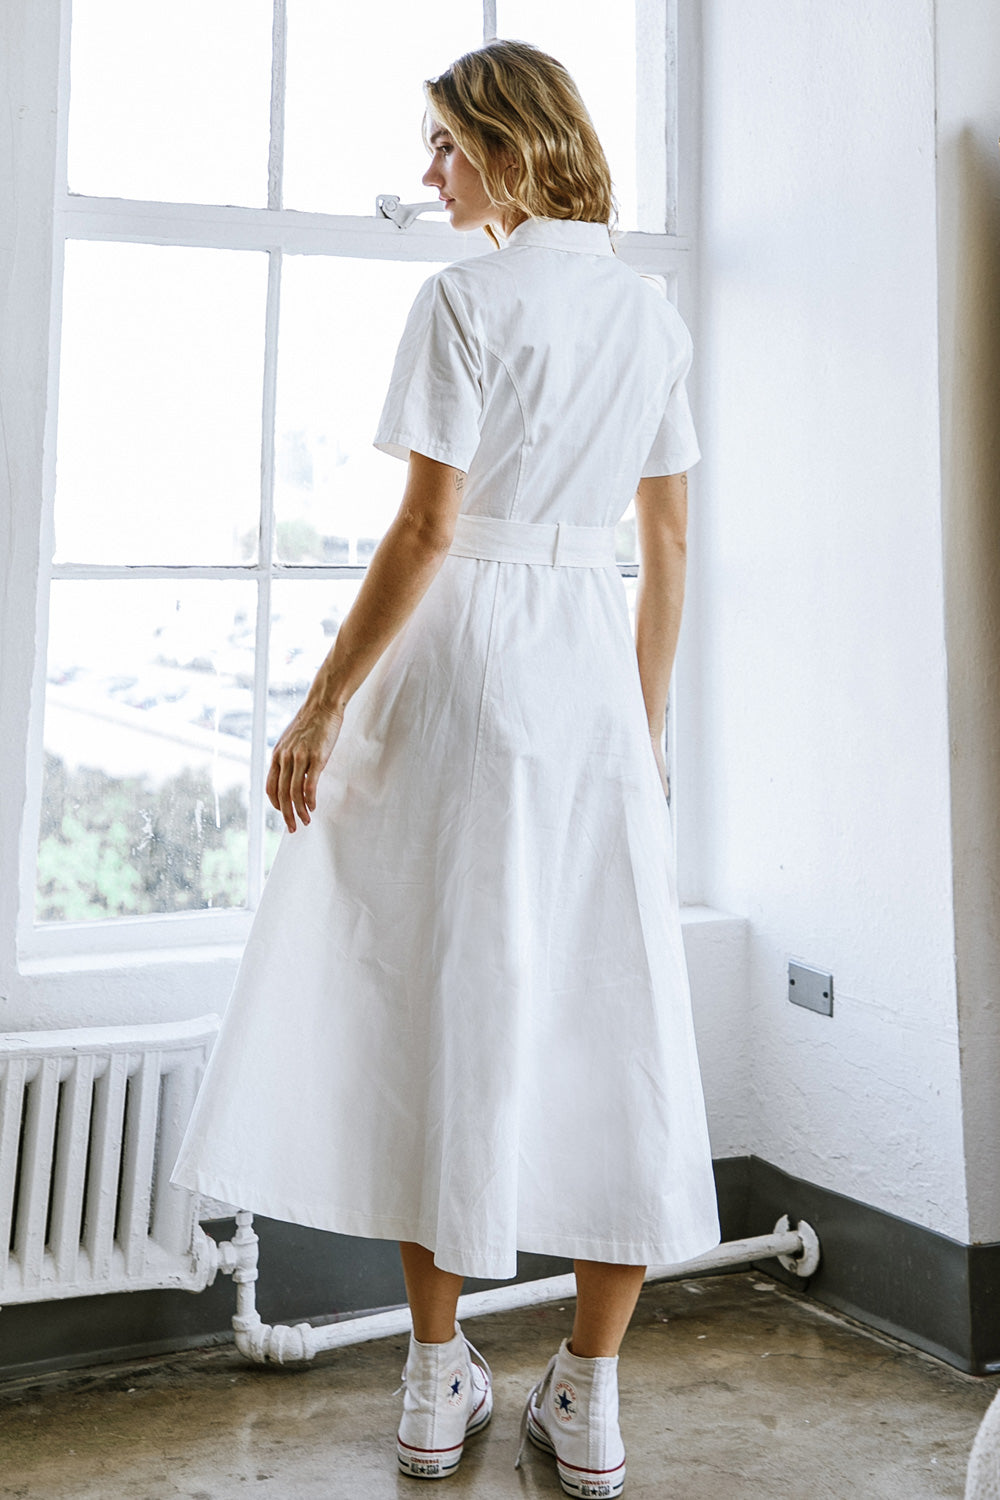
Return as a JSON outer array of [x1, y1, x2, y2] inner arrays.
[[173, 39, 719, 1495]]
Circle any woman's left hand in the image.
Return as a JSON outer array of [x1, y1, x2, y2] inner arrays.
[[266, 704, 344, 833]]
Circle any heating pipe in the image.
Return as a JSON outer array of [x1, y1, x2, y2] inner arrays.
[[208, 1211, 821, 1366]]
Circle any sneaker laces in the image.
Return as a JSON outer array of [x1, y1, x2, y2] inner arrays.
[[463, 1333, 493, 1394], [514, 1353, 556, 1469]]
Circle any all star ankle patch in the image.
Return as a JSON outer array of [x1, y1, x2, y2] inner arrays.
[[554, 1380, 577, 1421], [446, 1370, 465, 1406]]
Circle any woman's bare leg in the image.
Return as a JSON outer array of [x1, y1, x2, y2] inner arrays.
[[399, 1245, 642, 1351], [570, 1260, 647, 1357], [399, 1241, 464, 1344]]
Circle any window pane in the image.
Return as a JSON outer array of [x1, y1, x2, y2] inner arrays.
[[283, 1, 482, 215], [616, 497, 637, 565], [37, 580, 256, 921], [67, 0, 273, 205], [274, 257, 443, 563], [622, 574, 638, 635], [264, 580, 363, 867], [54, 242, 266, 566], [495, 1, 638, 229]]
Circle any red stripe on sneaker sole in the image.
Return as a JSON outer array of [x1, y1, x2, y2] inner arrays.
[[526, 1411, 625, 1497]]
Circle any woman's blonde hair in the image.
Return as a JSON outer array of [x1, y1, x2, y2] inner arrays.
[[424, 40, 615, 244]]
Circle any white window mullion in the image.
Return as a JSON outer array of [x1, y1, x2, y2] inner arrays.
[[48, 564, 265, 582], [45, 562, 368, 583], [663, 0, 680, 236], [55, 0, 73, 197], [268, 0, 287, 211], [58, 197, 483, 263], [248, 248, 283, 906], [248, 580, 273, 908], [57, 197, 688, 271], [272, 565, 367, 580], [483, 0, 497, 43], [636, 0, 679, 235]]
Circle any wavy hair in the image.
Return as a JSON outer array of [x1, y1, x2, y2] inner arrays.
[[424, 40, 615, 245]]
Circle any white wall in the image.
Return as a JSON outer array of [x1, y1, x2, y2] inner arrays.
[[681, 908, 751, 1159], [0, 0, 60, 1025], [936, 0, 1000, 1243], [693, 0, 969, 1238]]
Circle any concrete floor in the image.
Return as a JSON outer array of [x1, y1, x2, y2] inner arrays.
[[1, 1273, 996, 1500]]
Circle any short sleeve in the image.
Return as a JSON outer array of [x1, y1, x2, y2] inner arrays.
[[373, 270, 483, 469], [640, 323, 701, 478]]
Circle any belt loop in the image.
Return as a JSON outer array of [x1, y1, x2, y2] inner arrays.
[[552, 522, 566, 567]]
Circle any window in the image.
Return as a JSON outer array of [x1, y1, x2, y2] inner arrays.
[[23, 0, 691, 957]]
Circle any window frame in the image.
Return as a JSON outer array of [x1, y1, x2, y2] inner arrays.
[[19, 0, 693, 962]]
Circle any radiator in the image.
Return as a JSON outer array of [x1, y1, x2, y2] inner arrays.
[[0, 1015, 220, 1306], [0, 1013, 824, 1365]]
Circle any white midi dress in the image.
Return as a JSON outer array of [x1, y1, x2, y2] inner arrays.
[[172, 217, 721, 1279]]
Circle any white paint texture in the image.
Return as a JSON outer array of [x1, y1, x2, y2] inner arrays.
[[692, 0, 969, 1238], [2, 0, 998, 1253], [935, 0, 1000, 1242], [0, 1, 60, 1020], [677, 908, 751, 1159]]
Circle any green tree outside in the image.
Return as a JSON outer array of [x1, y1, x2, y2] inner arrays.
[[36, 755, 279, 922]]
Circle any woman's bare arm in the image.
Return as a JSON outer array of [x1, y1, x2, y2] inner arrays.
[[634, 471, 689, 794], [267, 452, 464, 832]]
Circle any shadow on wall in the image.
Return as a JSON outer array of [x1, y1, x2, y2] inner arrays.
[[942, 126, 1000, 1240]]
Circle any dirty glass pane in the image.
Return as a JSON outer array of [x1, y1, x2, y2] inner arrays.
[[67, 0, 272, 204], [37, 580, 256, 921], [283, 0, 482, 215], [273, 257, 443, 563], [263, 580, 362, 869], [54, 241, 266, 566], [495, 0, 637, 228]]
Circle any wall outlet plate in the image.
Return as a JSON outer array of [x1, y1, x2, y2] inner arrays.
[[788, 960, 834, 1016]]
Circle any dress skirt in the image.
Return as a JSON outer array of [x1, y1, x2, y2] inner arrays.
[[172, 534, 721, 1280]]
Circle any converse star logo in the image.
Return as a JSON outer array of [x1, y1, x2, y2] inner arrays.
[[446, 1370, 465, 1407], [554, 1380, 577, 1421]]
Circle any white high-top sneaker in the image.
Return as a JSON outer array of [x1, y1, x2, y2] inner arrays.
[[517, 1339, 627, 1498], [396, 1323, 493, 1479]]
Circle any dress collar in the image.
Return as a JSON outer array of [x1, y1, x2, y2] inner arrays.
[[502, 217, 614, 257]]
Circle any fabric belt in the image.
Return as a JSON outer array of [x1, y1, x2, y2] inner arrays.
[[448, 513, 617, 568]]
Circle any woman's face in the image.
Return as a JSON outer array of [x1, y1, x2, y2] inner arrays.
[[422, 122, 498, 233]]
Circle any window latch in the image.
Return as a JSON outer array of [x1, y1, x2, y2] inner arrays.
[[376, 195, 446, 230]]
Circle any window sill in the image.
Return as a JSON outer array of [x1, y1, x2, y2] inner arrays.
[[18, 904, 742, 981], [679, 903, 743, 928], [19, 941, 247, 980]]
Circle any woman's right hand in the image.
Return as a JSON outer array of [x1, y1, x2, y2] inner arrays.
[[266, 702, 344, 834]]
